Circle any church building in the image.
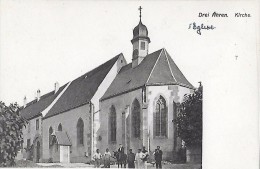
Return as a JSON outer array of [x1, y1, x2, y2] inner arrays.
[[20, 7, 194, 163]]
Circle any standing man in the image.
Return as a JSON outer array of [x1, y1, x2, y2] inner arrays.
[[93, 149, 102, 168], [142, 146, 149, 169], [118, 144, 125, 168], [154, 146, 163, 169], [118, 144, 124, 153], [127, 149, 135, 168]]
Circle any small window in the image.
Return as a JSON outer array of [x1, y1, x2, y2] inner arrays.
[[36, 119, 39, 130], [28, 122, 30, 133], [141, 42, 145, 50], [58, 123, 62, 131]]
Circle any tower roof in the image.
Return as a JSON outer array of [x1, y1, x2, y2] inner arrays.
[[133, 20, 148, 38], [131, 6, 150, 43]]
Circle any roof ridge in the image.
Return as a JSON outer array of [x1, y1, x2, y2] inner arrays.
[[145, 48, 164, 84], [82, 53, 122, 78], [44, 53, 122, 119], [165, 50, 194, 89], [24, 91, 53, 108], [22, 83, 68, 110], [42, 81, 71, 118], [164, 48, 177, 82]]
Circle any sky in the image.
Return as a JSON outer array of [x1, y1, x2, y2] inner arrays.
[[0, 1, 257, 105], [0, 0, 243, 105], [0, 1, 259, 168]]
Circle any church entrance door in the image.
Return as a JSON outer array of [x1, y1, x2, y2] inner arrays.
[[60, 146, 70, 163]]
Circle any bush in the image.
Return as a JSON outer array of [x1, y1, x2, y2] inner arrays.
[[0, 102, 26, 167], [175, 84, 202, 147]]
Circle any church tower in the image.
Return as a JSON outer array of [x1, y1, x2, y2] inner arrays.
[[131, 6, 151, 68]]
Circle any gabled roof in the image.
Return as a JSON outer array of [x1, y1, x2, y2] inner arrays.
[[44, 54, 122, 119], [51, 131, 72, 146], [20, 84, 68, 120], [101, 48, 193, 101]]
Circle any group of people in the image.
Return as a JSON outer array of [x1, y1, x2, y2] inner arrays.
[[92, 144, 163, 169]]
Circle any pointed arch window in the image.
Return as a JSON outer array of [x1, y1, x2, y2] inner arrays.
[[110, 106, 117, 142], [154, 96, 167, 137], [132, 99, 141, 138], [77, 118, 84, 145], [49, 127, 53, 148], [58, 123, 62, 131]]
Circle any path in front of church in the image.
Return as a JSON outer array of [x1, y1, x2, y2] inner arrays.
[[37, 162, 202, 168]]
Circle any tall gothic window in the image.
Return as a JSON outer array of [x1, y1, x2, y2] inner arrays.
[[110, 105, 117, 142], [58, 123, 62, 131], [132, 99, 141, 138], [49, 127, 53, 148], [77, 118, 84, 145], [154, 96, 167, 137]]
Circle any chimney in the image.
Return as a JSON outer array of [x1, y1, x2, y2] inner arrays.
[[23, 96, 27, 107], [54, 82, 59, 93], [37, 89, 41, 101]]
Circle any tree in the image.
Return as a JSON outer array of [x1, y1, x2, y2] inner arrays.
[[175, 84, 202, 147], [0, 101, 26, 167]]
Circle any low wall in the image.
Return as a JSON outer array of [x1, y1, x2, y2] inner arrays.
[[186, 146, 202, 164]]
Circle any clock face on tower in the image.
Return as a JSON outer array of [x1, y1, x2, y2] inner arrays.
[[132, 49, 139, 59]]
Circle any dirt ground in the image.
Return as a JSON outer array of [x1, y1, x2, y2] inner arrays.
[[15, 160, 202, 169]]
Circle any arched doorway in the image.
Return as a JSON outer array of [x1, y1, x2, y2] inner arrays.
[[36, 141, 40, 162]]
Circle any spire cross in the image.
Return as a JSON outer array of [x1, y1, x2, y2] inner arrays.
[[138, 6, 142, 21]]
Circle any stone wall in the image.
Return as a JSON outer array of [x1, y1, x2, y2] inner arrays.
[[146, 85, 192, 160], [98, 88, 143, 154], [186, 146, 202, 164], [98, 84, 192, 160], [22, 116, 42, 161], [42, 104, 91, 163]]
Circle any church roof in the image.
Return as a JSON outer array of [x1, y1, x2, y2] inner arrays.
[[101, 48, 194, 101], [43, 54, 121, 119], [20, 84, 68, 120]]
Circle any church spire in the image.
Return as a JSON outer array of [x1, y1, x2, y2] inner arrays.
[[131, 6, 150, 68], [138, 6, 142, 22]]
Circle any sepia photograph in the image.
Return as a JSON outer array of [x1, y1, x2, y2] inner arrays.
[[0, 1, 258, 169]]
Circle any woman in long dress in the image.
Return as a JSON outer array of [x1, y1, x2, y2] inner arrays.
[[104, 148, 111, 168], [135, 149, 145, 169]]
